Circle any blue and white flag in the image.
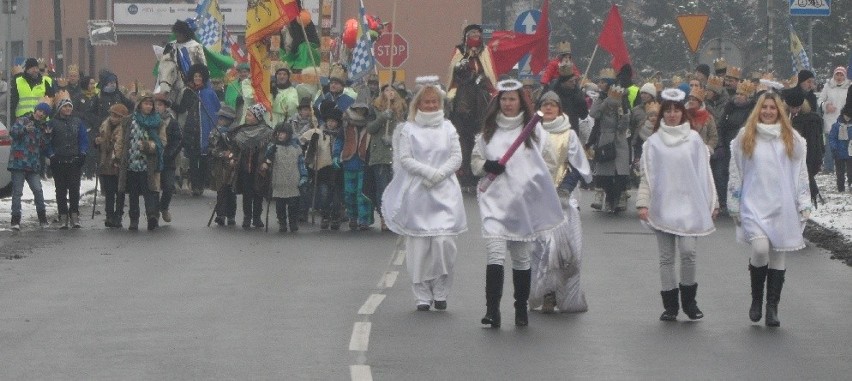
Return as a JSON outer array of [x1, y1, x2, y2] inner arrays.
[[349, 0, 375, 82], [195, 0, 224, 52], [789, 23, 811, 75]]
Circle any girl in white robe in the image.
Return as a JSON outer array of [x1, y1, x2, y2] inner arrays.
[[530, 91, 593, 314], [472, 80, 565, 328], [728, 91, 811, 327], [636, 91, 718, 322], [382, 84, 467, 311]]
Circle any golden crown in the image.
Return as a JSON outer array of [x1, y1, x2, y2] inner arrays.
[[713, 57, 728, 71], [706, 75, 724, 90], [689, 87, 706, 102], [736, 80, 756, 96], [556, 41, 571, 55], [599, 68, 616, 80], [726, 67, 743, 80]]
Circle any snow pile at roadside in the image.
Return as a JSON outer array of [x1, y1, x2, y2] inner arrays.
[[811, 172, 852, 239], [0, 178, 98, 227]]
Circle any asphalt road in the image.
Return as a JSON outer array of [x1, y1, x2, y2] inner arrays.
[[1, 190, 850, 380]]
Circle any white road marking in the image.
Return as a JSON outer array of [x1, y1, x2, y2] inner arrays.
[[358, 294, 386, 315], [376, 271, 399, 288], [393, 250, 406, 266], [350, 365, 373, 381], [349, 322, 372, 351]]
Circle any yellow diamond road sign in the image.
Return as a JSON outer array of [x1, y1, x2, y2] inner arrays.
[[677, 14, 709, 53]]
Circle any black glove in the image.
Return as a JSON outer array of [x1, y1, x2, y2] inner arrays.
[[559, 169, 582, 193], [483, 160, 505, 176]]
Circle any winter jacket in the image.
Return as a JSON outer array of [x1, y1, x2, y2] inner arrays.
[[231, 122, 273, 194], [271, 85, 299, 128], [548, 80, 589, 135], [718, 100, 754, 151], [817, 79, 851, 133], [589, 96, 631, 176], [300, 125, 336, 171], [338, 120, 370, 171], [46, 114, 88, 163], [263, 138, 307, 199], [96, 117, 124, 176], [792, 111, 825, 169], [365, 107, 402, 166], [174, 84, 220, 155], [115, 113, 168, 193], [208, 122, 237, 191], [689, 107, 719, 151], [7, 114, 47, 172], [11, 73, 54, 117], [161, 112, 183, 169], [828, 115, 852, 160]]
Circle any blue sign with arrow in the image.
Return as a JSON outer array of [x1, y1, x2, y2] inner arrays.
[[514, 10, 542, 81]]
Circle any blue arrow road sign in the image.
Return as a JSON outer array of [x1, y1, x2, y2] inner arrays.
[[514, 10, 542, 80]]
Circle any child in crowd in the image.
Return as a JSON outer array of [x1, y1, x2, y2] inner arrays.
[[262, 123, 308, 232]]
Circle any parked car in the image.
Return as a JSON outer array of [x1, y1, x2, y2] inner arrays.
[[0, 120, 11, 198]]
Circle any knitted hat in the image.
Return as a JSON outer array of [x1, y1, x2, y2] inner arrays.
[[797, 70, 815, 85], [248, 103, 266, 121], [57, 98, 74, 110], [834, 66, 847, 77], [785, 90, 805, 108], [34, 102, 52, 115], [108, 103, 129, 118], [463, 24, 482, 37], [538, 91, 561, 109], [217, 104, 236, 120], [324, 108, 343, 124], [24, 58, 39, 71], [640, 83, 657, 97]]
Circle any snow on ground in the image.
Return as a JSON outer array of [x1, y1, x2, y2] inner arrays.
[[0, 178, 98, 230], [810, 172, 852, 239]]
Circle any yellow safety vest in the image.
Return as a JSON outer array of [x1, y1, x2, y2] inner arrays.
[[15, 76, 53, 117]]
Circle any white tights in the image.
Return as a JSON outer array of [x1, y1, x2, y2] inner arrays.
[[749, 237, 786, 270]]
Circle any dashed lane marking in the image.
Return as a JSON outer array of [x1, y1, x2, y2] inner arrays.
[[393, 250, 406, 266], [358, 294, 386, 315], [376, 271, 399, 288], [350, 365, 373, 381], [349, 322, 372, 351]]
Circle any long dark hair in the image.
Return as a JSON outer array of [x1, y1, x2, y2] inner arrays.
[[481, 89, 536, 147], [653, 99, 688, 132]]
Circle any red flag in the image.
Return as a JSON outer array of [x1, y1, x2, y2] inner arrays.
[[597, 5, 630, 71], [487, 0, 550, 77]]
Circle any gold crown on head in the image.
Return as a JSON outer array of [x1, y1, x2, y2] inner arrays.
[[713, 57, 728, 71], [671, 75, 683, 85], [689, 87, 706, 102], [599, 68, 616, 80], [706, 76, 724, 90], [556, 41, 571, 55], [644, 101, 660, 114], [608, 85, 625, 98], [736, 80, 756, 96], [726, 66, 743, 80]]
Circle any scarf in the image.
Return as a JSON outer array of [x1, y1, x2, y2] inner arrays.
[[414, 110, 444, 127], [541, 114, 570, 133], [756, 123, 781, 138], [133, 111, 164, 171], [496, 112, 525, 130], [658, 121, 691, 146]]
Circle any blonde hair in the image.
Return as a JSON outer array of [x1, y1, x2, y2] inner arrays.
[[741, 92, 796, 158], [408, 85, 444, 122], [373, 85, 406, 120]]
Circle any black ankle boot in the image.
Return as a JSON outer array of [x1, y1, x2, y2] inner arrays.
[[679, 283, 704, 320], [765, 269, 785, 327], [481, 264, 503, 328], [660, 288, 679, 321], [749, 264, 768, 322], [513, 269, 531, 326]]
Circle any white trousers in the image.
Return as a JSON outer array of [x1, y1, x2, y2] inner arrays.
[[406, 236, 457, 305], [486, 238, 533, 270], [749, 237, 787, 270], [411, 275, 454, 306], [655, 230, 697, 291]]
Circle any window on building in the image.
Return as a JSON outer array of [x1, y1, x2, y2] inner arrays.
[[48, 40, 55, 60], [66, 38, 73, 68], [36, 41, 43, 58], [12, 41, 23, 60], [79, 38, 87, 74]]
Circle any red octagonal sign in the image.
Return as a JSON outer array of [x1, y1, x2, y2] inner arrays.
[[374, 33, 409, 68]]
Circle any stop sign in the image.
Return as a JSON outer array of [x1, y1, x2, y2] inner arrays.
[[374, 33, 409, 68]]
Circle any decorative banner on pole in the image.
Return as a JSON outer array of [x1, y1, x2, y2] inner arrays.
[[87, 20, 117, 46], [790, 0, 830, 16], [676, 14, 709, 53]]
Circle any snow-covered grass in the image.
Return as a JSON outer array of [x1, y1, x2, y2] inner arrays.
[[0, 177, 98, 230], [811, 172, 852, 239]]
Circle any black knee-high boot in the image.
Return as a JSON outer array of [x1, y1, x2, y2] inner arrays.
[[679, 283, 704, 320], [513, 269, 531, 326], [660, 288, 679, 321], [481, 264, 503, 328], [765, 269, 785, 327], [749, 264, 768, 322]]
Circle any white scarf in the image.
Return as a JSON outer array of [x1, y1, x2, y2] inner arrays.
[[757, 123, 781, 138], [541, 114, 570, 133], [496, 112, 525, 130], [658, 121, 691, 146], [414, 110, 444, 127]]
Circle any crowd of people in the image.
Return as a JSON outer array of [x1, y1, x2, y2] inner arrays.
[[4, 21, 852, 329]]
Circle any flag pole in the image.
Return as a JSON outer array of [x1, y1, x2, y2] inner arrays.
[[581, 44, 599, 83], [388, 0, 398, 83]]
